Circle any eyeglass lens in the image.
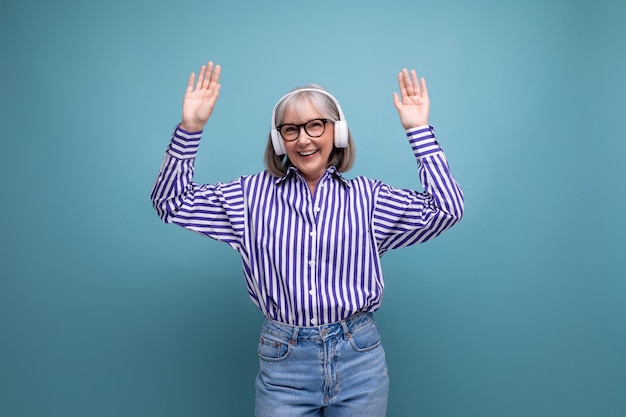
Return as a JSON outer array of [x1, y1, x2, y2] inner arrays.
[[279, 119, 328, 141]]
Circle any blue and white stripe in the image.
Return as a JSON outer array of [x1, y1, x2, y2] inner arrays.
[[151, 125, 464, 327]]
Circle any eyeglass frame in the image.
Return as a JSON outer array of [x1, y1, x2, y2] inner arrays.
[[276, 118, 333, 142]]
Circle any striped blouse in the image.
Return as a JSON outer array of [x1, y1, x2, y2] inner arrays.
[[151, 125, 464, 327]]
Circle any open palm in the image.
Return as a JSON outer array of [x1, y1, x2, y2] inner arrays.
[[393, 68, 430, 129], [180, 62, 221, 132]]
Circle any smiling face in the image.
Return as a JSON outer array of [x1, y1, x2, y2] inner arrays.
[[281, 98, 335, 189]]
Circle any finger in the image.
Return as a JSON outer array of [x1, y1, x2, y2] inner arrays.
[[420, 77, 428, 98], [410, 70, 420, 96], [196, 65, 207, 91], [393, 92, 402, 110], [201, 62, 214, 89], [186, 72, 196, 93], [207, 83, 221, 106], [403, 68, 415, 96], [398, 71, 408, 100], [209, 64, 221, 88]]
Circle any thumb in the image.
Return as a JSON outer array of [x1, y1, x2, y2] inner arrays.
[[393, 92, 402, 111], [186, 72, 196, 94]]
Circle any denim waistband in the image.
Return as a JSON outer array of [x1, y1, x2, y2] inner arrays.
[[262, 311, 375, 343]]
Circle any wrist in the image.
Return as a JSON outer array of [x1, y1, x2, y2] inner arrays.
[[405, 124, 431, 132], [179, 121, 204, 133]]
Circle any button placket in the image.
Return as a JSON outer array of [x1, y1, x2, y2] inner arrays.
[[307, 180, 326, 328]]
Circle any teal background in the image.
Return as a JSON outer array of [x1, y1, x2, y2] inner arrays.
[[2, 0, 625, 415]]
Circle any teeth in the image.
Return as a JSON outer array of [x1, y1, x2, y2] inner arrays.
[[300, 150, 317, 156]]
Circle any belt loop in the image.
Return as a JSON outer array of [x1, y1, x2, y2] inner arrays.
[[290, 326, 299, 346], [341, 319, 352, 340]]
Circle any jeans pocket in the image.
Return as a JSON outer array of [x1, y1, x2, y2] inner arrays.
[[258, 332, 292, 362], [349, 322, 382, 353]]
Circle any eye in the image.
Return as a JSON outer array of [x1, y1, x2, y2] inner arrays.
[[308, 120, 324, 129], [282, 125, 298, 134]]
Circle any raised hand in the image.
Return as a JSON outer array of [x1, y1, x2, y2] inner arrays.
[[393, 69, 430, 130], [180, 61, 222, 132]]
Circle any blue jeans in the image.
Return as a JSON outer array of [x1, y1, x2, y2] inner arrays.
[[255, 312, 389, 417]]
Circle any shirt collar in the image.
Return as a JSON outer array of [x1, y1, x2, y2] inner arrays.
[[274, 165, 350, 188]]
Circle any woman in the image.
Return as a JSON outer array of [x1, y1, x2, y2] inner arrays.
[[151, 61, 464, 416]]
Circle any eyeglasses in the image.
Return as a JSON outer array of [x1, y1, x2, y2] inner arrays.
[[276, 119, 332, 141]]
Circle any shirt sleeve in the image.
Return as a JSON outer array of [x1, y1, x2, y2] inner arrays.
[[373, 125, 464, 254], [150, 126, 245, 250]]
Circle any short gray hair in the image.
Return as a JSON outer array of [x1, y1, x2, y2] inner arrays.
[[264, 84, 355, 177]]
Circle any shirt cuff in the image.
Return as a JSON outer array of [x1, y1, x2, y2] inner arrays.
[[406, 125, 441, 158], [167, 125, 202, 159]]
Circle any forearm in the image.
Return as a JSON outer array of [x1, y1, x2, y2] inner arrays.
[[408, 125, 464, 221], [150, 126, 202, 222]]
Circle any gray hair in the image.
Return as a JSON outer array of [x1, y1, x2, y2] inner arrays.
[[264, 84, 355, 177]]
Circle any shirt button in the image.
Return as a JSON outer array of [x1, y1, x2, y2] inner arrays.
[[308, 260, 315, 267], [310, 319, 317, 325], [310, 231, 316, 238], [309, 289, 314, 296], [314, 206, 321, 213]]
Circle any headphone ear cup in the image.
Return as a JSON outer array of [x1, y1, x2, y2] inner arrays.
[[271, 128, 286, 156], [334, 120, 349, 148]]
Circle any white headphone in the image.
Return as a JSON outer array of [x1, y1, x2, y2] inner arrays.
[[270, 88, 349, 156]]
